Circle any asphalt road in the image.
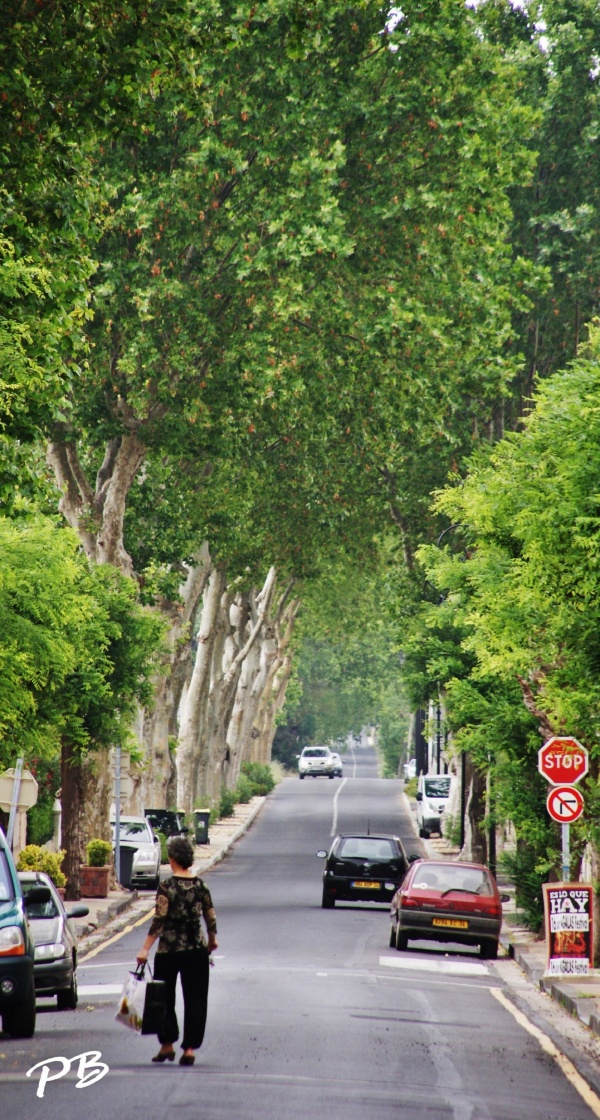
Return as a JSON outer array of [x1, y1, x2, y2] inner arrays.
[[1, 742, 598, 1119]]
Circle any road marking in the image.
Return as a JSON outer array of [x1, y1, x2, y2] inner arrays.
[[490, 986, 600, 1117], [379, 955, 489, 977], [330, 777, 348, 836], [79, 905, 154, 963], [78, 983, 124, 996], [79, 961, 133, 970]]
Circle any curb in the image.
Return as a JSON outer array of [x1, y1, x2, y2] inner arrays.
[[76, 890, 140, 939]]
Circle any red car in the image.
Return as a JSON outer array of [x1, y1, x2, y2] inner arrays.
[[389, 859, 508, 959]]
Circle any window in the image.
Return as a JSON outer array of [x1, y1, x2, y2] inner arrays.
[[339, 838, 395, 861], [0, 852, 14, 902], [424, 778, 451, 799]]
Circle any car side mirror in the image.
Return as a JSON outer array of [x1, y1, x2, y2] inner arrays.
[[416, 791, 423, 801], [23, 886, 52, 905], [408, 853, 420, 863], [316, 850, 327, 858], [66, 904, 90, 919], [499, 893, 511, 904]]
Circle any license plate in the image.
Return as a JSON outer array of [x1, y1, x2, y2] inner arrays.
[[432, 918, 469, 930], [352, 880, 380, 889]]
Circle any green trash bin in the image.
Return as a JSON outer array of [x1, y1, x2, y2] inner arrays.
[[194, 811, 210, 845]]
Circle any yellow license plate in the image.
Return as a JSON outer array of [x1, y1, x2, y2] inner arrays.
[[352, 880, 380, 889], [432, 918, 469, 929]]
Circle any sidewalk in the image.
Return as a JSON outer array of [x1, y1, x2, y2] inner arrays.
[[74, 796, 265, 944], [402, 786, 600, 1037]]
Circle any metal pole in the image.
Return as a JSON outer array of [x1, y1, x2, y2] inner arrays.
[[7, 757, 24, 850], [114, 745, 121, 886], [562, 823, 570, 881], [436, 703, 441, 774], [488, 765, 496, 879], [460, 751, 467, 851]]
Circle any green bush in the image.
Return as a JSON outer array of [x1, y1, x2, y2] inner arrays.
[[235, 774, 254, 804], [156, 830, 169, 864], [26, 798, 55, 846], [241, 761, 275, 796], [16, 845, 66, 888], [86, 838, 113, 867], [404, 777, 418, 799], [219, 788, 237, 819]]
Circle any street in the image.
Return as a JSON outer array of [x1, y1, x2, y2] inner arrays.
[[1, 744, 599, 1119]]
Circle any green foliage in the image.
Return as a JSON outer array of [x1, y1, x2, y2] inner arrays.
[[404, 777, 418, 800], [218, 788, 237, 820], [156, 831, 169, 864], [85, 839, 113, 867], [240, 762, 275, 797], [234, 774, 255, 804], [16, 844, 66, 888], [26, 797, 55, 847]]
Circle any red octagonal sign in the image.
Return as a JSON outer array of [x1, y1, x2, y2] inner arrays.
[[538, 737, 588, 786]]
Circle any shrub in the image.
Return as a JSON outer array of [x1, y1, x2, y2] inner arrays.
[[235, 774, 254, 804], [86, 838, 113, 867], [156, 830, 169, 863], [241, 761, 275, 796], [404, 777, 418, 799], [16, 845, 66, 888], [219, 788, 236, 819], [26, 798, 55, 846]]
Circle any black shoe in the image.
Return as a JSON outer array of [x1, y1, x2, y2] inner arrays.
[[152, 1050, 175, 1063], [179, 1054, 195, 1066]]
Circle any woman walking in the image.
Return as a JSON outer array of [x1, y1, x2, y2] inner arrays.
[[137, 835, 218, 1066]]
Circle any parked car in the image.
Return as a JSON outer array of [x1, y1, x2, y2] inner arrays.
[[330, 752, 343, 777], [389, 858, 509, 959], [111, 815, 161, 889], [298, 746, 335, 779], [403, 757, 417, 780], [416, 773, 451, 837], [17, 872, 88, 1010], [317, 833, 414, 908], [0, 826, 52, 1037], [144, 809, 189, 838]]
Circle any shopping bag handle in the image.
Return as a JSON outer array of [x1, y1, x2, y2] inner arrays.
[[132, 960, 154, 980]]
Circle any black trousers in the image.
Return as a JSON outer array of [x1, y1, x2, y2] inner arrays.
[[153, 947, 210, 1051]]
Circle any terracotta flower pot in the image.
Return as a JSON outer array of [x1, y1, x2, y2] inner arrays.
[[79, 864, 111, 899]]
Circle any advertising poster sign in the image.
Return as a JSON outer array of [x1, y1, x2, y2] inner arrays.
[[543, 883, 594, 976]]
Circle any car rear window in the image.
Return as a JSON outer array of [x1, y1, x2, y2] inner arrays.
[[338, 838, 396, 860], [303, 749, 328, 758], [20, 882, 59, 918], [0, 851, 15, 902], [411, 864, 494, 895], [424, 778, 451, 798]]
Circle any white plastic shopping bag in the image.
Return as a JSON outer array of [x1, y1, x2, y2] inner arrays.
[[115, 965, 147, 1032]]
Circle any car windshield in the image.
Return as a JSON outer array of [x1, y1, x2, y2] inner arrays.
[[20, 882, 59, 918], [303, 749, 329, 758], [118, 822, 153, 842], [424, 778, 451, 799], [0, 851, 15, 902], [411, 864, 494, 895], [339, 838, 395, 860]]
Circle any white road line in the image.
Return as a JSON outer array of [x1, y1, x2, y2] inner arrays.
[[490, 986, 600, 1118], [78, 983, 124, 996], [379, 956, 489, 977], [331, 777, 348, 836]]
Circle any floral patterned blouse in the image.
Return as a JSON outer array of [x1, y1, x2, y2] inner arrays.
[[148, 875, 217, 953]]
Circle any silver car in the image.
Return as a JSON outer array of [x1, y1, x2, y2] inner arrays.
[[298, 747, 335, 779], [112, 816, 161, 889], [18, 871, 89, 1009]]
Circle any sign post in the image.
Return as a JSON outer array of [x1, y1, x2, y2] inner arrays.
[[0, 762, 39, 849], [539, 737, 588, 884]]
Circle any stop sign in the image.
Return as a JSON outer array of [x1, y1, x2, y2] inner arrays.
[[538, 737, 588, 786]]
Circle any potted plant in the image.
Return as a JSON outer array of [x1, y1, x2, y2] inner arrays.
[[16, 845, 67, 896], [80, 839, 113, 898]]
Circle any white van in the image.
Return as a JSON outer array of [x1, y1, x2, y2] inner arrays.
[[416, 774, 451, 838]]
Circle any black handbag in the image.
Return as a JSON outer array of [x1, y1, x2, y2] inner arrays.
[[140, 962, 167, 1035]]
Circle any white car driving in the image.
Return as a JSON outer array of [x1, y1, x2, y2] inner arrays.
[[298, 747, 335, 779]]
